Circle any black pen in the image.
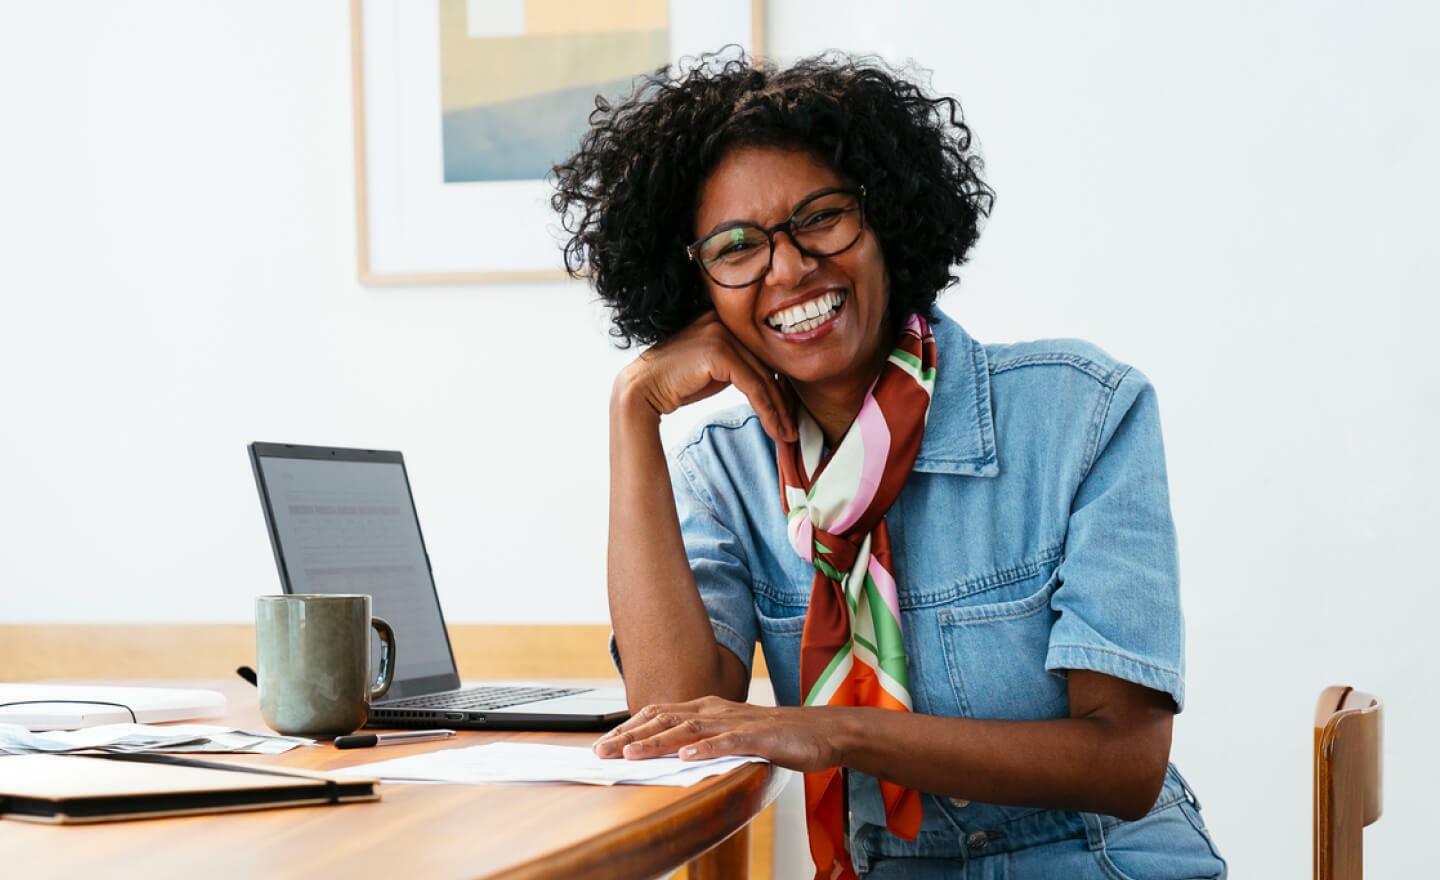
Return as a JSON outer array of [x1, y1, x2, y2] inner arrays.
[[333, 729, 456, 749]]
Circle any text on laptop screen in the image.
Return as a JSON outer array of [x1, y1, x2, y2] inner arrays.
[[257, 456, 453, 683]]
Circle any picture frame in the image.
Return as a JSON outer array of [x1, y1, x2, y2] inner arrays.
[[350, 0, 766, 285]]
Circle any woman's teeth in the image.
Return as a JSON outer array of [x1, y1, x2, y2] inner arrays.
[[766, 291, 846, 334]]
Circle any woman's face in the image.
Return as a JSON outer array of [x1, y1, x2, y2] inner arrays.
[[693, 146, 891, 397]]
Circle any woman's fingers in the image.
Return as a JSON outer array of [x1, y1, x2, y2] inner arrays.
[[627, 312, 796, 442], [593, 700, 839, 772], [622, 716, 725, 759], [594, 699, 738, 758], [688, 316, 792, 441], [719, 340, 796, 442], [593, 699, 788, 762]]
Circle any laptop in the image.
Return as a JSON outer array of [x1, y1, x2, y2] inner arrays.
[[247, 442, 628, 732]]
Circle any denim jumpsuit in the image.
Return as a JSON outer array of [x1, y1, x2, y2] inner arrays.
[[662, 312, 1227, 878]]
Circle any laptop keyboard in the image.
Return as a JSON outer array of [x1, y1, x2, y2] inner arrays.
[[386, 685, 588, 712]]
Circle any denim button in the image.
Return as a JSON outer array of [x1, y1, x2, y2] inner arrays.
[[949, 797, 970, 808], [966, 830, 1006, 851]]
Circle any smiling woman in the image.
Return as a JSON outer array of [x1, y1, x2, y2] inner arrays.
[[551, 53, 1227, 880]]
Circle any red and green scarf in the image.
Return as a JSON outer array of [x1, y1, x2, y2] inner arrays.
[[777, 313, 935, 880]]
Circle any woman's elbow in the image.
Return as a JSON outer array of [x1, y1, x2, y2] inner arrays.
[[1105, 735, 1171, 820], [1109, 759, 1169, 820]]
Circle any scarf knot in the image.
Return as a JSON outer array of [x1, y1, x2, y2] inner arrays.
[[808, 526, 860, 583]]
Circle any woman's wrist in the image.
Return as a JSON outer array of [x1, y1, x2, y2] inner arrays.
[[813, 705, 865, 770], [611, 363, 663, 424]]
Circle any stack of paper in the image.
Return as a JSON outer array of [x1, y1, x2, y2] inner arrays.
[[0, 722, 313, 755], [333, 742, 765, 787]]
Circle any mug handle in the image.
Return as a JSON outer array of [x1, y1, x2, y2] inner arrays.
[[370, 616, 397, 700]]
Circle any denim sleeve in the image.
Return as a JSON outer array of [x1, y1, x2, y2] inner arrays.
[[1045, 368, 1186, 711], [608, 446, 760, 679], [670, 448, 761, 676]]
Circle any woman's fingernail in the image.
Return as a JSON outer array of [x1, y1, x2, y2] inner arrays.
[[682, 746, 698, 758]]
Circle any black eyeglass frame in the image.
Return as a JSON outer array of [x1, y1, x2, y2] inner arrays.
[[685, 186, 868, 289]]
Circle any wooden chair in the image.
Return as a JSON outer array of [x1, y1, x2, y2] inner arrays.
[[1314, 685, 1383, 880]]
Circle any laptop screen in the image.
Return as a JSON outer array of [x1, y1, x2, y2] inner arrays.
[[249, 444, 461, 698]]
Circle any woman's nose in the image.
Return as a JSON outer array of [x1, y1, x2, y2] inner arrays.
[[765, 232, 818, 288]]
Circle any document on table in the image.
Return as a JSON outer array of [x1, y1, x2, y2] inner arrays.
[[0, 722, 314, 755], [331, 742, 765, 787]]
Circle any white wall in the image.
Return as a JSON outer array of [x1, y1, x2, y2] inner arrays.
[[1, 2, 1433, 877]]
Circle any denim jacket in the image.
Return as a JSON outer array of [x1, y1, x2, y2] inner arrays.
[[662, 312, 1225, 876]]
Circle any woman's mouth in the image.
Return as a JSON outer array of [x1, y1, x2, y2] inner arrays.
[[765, 291, 847, 335]]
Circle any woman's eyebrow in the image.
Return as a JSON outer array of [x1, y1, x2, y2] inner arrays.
[[697, 187, 836, 238]]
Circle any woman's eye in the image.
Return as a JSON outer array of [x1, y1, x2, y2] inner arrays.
[[707, 230, 763, 262], [796, 209, 842, 229], [707, 241, 750, 262]]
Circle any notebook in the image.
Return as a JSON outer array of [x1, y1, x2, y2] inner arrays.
[[0, 753, 377, 824], [247, 442, 628, 732]]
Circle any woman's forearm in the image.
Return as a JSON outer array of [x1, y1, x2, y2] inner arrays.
[[600, 671, 1174, 819], [607, 381, 747, 708], [824, 682, 1174, 819]]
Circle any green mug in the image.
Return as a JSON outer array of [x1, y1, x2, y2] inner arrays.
[[255, 594, 396, 737]]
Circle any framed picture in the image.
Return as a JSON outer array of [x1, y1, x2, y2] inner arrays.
[[351, 0, 766, 285]]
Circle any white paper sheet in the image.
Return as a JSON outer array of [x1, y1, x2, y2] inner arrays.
[[332, 741, 765, 787]]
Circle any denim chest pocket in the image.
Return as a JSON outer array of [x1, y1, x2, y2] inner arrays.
[[935, 567, 1068, 722], [753, 575, 809, 700]]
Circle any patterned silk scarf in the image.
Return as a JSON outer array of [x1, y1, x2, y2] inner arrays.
[[777, 314, 936, 880]]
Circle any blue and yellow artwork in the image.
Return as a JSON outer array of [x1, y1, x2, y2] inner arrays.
[[439, 0, 669, 182]]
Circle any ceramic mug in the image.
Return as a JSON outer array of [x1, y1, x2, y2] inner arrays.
[[254, 594, 396, 737]]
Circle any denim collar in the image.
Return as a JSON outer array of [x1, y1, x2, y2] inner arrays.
[[913, 313, 999, 477]]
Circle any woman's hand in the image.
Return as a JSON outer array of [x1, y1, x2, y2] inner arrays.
[[593, 696, 841, 773], [614, 311, 796, 443]]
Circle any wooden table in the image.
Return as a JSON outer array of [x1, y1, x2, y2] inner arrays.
[[0, 681, 787, 880]]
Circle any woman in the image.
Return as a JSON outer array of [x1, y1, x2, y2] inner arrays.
[[553, 53, 1226, 879]]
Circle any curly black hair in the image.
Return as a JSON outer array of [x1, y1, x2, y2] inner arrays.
[[552, 51, 994, 348]]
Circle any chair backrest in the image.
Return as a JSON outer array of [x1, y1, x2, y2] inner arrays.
[[1314, 685, 1383, 880]]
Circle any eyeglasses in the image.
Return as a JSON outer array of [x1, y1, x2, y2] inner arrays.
[[686, 186, 867, 289]]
